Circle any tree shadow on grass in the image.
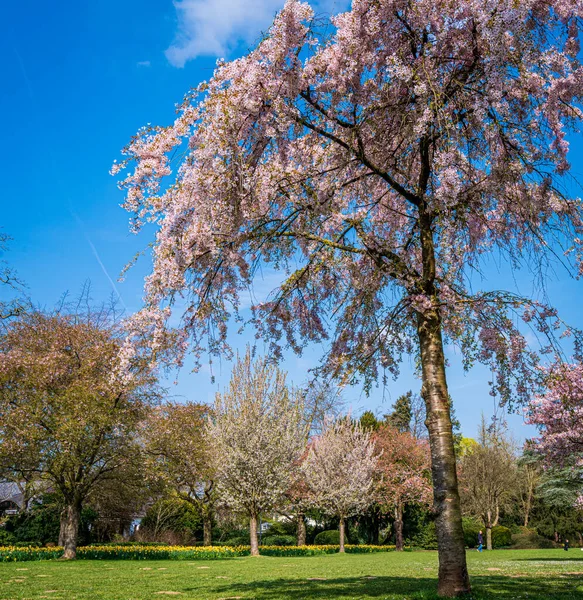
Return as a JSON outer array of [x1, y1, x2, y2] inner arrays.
[[184, 574, 583, 599], [515, 556, 583, 562]]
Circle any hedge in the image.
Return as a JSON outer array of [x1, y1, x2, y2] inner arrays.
[[0, 543, 395, 562]]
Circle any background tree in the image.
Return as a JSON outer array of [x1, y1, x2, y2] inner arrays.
[[374, 424, 432, 550], [458, 419, 517, 550], [146, 401, 216, 545], [515, 452, 542, 528], [302, 380, 345, 435], [302, 418, 377, 552], [0, 307, 158, 558], [115, 1, 583, 594], [359, 410, 381, 432], [386, 392, 414, 433], [0, 233, 28, 326], [207, 348, 308, 556]]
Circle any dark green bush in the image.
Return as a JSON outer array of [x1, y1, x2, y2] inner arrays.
[[223, 535, 249, 546], [261, 534, 296, 546], [410, 521, 437, 550], [314, 530, 340, 545], [511, 527, 557, 549], [462, 517, 482, 548], [492, 526, 512, 548], [0, 529, 16, 545]]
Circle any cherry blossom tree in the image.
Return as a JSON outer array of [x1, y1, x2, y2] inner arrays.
[[528, 363, 583, 466], [145, 402, 216, 545], [115, 0, 583, 594], [301, 417, 378, 551], [207, 348, 308, 556], [0, 309, 158, 559], [373, 424, 432, 551]]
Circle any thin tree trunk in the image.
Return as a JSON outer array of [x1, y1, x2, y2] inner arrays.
[[524, 481, 533, 527], [372, 511, 380, 546], [394, 504, 404, 552], [249, 513, 259, 556], [203, 514, 212, 546], [296, 513, 306, 546], [339, 516, 346, 553], [417, 307, 470, 596], [59, 502, 81, 560], [486, 526, 492, 551]]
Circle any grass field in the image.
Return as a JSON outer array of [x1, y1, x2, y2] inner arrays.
[[0, 549, 582, 599]]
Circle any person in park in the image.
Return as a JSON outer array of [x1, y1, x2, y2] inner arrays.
[[114, 0, 583, 596], [564, 539, 569, 552], [477, 531, 484, 553]]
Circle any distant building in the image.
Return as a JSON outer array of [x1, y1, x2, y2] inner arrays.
[[0, 481, 24, 515]]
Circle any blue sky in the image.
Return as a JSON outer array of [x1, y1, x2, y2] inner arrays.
[[1, 0, 582, 440]]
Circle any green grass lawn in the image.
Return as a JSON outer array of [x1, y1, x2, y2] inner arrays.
[[1, 549, 582, 599]]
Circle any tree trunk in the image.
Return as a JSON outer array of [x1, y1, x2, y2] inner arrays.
[[371, 511, 380, 545], [394, 504, 404, 551], [339, 516, 346, 553], [524, 482, 533, 527], [296, 513, 306, 546], [249, 513, 259, 556], [486, 526, 492, 551], [203, 514, 212, 546], [59, 502, 81, 560], [418, 309, 470, 597]]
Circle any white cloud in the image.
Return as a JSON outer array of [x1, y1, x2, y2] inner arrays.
[[137, 60, 151, 67], [165, 0, 349, 67]]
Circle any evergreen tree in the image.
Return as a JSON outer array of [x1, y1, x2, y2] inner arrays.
[[387, 392, 413, 433]]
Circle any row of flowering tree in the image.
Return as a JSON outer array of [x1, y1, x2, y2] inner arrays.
[[185, 347, 432, 555]]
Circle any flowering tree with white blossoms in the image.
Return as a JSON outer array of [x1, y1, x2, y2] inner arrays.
[[301, 417, 378, 552], [207, 348, 308, 556], [115, 0, 583, 594]]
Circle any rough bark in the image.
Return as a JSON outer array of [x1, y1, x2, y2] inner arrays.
[[203, 514, 212, 546], [339, 516, 346, 553], [59, 502, 81, 560], [486, 526, 493, 551], [296, 513, 306, 546], [394, 504, 404, 552], [249, 513, 260, 556], [418, 309, 471, 596]]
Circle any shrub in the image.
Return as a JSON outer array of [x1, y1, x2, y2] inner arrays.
[[462, 518, 482, 548], [223, 535, 249, 546], [140, 497, 201, 544], [0, 530, 15, 545], [511, 527, 557, 549], [261, 534, 296, 546], [410, 521, 437, 550], [492, 526, 512, 548], [314, 530, 340, 545]]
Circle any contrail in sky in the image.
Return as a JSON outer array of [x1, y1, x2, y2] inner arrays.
[[71, 211, 128, 311]]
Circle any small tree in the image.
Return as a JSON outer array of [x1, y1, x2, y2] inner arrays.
[[459, 419, 517, 550], [301, 418, 377, 552], [146, 402, 216, 545], [0, 308, 158, 558], [207, 348, 308, 556], [374, 424, 432, 550]]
